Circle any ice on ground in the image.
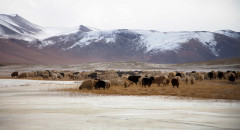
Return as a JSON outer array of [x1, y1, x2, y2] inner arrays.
[[0, 79, 240, 129]]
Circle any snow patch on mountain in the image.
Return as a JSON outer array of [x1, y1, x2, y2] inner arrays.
[[64, 29, 219, 56], [42, 40, 56, 46], [0, 14, 20, 27], [193, 32, 218, 56], [215, 30, 240, 39], [9, 14, 17, 17], [0, 19, 35, 41], [0, 14, 80, 41], [132, 30, 219, 56], [0, 19, 23, 34], [67, 30, 116, 49]]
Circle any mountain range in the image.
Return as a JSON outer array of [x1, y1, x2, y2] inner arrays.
[[0, 14, 240, 64]]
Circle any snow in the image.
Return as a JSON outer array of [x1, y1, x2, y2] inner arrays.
[[67, 30, 116, 49], [9, 14, 17, 17], [215, 30, 240, 39], [66, 29, 219, 56], [0, 19, 21, 34], [40, 40, 56, 47], [135, 30, 187, 52], [0, 17, 226, 56], [1, 14, 239, 56], [133, 30, 219, 55], [0, 14, 80, 41], [193, 31, 218, 56], [0, 79, 240, 129], [0, 19, 35, 41], [0, 14, 20, 27], [0, 14, 39, 41]]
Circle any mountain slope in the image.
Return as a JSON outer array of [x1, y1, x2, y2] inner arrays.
[[0, 14, 80, 40], [0, 14, 42, 41], [0, 14, 240, 64], [0, 38, 85, 64], [40, 28, 240, 63]]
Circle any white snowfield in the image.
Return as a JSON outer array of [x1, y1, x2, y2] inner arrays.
[[64, 29, 220, 55], [0, 79, 240, 129]]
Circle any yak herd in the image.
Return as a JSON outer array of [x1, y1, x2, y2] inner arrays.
[[11, 70, 239, 90]]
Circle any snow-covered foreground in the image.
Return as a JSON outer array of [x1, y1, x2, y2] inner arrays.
[[0, 79, 240, 129]]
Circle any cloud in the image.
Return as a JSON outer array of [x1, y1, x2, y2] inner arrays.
[[0, 0, 239, 31]]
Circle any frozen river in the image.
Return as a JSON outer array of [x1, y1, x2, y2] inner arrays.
[[0, 79, 240, 129]]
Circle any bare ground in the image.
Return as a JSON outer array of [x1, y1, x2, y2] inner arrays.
[[0, 58, 240, 77], [1, 58, 240, 100]]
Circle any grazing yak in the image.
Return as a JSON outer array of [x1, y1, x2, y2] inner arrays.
[[105, 81, 111, 89], [27, 72, 35, 77], [218, 72, 224, 79], [185, 75, 190, 84], [41, 74, 49, 79], [51, 72, 58, 80], [128, 76, 141, 85], [208, 72, 214, 80], [228, 75, 235, 83], [69, 74, 79, 80], [73, 72, 80, 75], [176, 72, 182, 78], [57, 73, 63, 79], [18, 72, 27, 78], [11, 71, 18, 77], [154, 76, 168, 87], [60, 72, 65, 78], [142, 77, 155, 87], [199, 74, 204, 82], [37, 71, 44, 77], [124, 79, 133, 88], [79, 79, 94, 90], [190, 76, 195, 85], [95, 80, 106, 90], [175, 76, 181, 83], [88, 73, 98, 79], [69, 74, 74, 80], [165, 78, 170, 86], [168, 72, 176, 79], [171, 78, 179, 88]]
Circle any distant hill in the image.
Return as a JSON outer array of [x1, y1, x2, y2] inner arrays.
[[1, 14, 240, 64]]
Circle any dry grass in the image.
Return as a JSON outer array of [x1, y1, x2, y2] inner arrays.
[[56, 79, 240, 100]]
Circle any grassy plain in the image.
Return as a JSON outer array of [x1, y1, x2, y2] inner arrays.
[[57, 79, 240, 100]]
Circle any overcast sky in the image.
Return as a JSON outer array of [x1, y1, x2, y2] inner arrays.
[[0, 0, 239, 31]]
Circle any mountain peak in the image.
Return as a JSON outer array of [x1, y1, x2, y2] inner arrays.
[[9, 14, 18, 17], [0, 14, 18, 17], [0, 13, 42, 41], [79, 25, 92, 32]]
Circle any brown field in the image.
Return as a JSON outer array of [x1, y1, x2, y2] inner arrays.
[[56, 79, 240, 100]]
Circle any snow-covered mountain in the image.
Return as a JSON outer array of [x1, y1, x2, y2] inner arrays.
[[0, 14, 42, 41], [50, 29, 219, 56], [215, 30, 240, 40], [1, 14, 240, 64], [0, 14, 80, 40]]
